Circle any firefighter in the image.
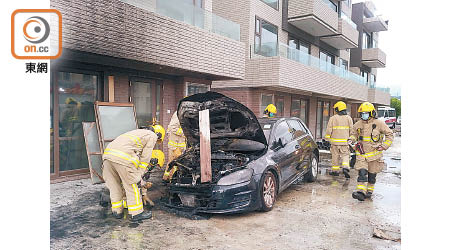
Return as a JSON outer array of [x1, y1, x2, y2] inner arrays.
[[163, 111, 186, 182], [349, 102, 394, 201], [325, 101, 353, 178], [263, 104, 277, 118], [102, 125, 166, 221]]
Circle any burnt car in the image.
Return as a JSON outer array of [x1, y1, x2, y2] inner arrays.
[[166, 92, 319, 213]]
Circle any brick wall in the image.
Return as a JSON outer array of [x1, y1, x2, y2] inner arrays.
[[51, 0, 245, 80]]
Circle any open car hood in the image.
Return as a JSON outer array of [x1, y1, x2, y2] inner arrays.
[[177, 92, 267, 147]]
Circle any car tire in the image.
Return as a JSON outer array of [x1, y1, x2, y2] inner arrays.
[[305, 154, 319, 182], [260, 170, 277, 212]]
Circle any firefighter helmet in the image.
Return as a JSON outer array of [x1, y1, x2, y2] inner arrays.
[[150, 150, 165, 168], [358, 102, 376, 117], [333, 101, 347, 112], [152, 124, 166, 142], [264, 104, 277, 117]]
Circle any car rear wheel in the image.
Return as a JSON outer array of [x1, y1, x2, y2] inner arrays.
[[305, 154, 318, 182], [260, 171, 277, 212]]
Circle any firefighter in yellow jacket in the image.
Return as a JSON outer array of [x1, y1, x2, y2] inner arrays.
[[349, 102, 393, 201], [263, 104, 277, 118], [163, 111, 186, 182], [325, 101, 353, 178], [102, 125, 166, 221]]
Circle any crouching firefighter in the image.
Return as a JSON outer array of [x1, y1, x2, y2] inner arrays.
[[163, 111, 186, 182], [102, 125, 166, 221], [263, 104, 277, 118], [349, 102, 393, 201], [325, 101, 354, 178]]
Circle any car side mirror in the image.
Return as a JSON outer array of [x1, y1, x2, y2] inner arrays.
[[271, 138, 285, 151]]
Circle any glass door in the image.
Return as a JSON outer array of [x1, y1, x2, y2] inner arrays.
[[51, 71, 99, 178]]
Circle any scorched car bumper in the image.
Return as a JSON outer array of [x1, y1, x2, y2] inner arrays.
[[168, 174, 262, 214]]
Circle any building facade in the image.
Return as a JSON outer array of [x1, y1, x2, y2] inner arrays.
[[50, 0, 245, 181], [49, 0, 390, 181], [211, 0, 390, 140]]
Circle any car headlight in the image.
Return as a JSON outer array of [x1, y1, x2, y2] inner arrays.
[[217, 168, 253, 186]]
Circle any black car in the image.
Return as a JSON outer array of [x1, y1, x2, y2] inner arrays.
[[166, 92, 319, 213]]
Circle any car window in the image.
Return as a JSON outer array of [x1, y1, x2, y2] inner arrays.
[[287, 120, 306, 139], [274, 121, 292, 143], [377, 110, 384, 117], [389, 110, 396, 117]]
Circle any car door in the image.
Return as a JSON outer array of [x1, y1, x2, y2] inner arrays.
[[270, 121, 296, 187], [287, 119, 309, 175]]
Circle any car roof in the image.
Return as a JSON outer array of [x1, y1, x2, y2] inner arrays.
[[258, 117, 305, 126]]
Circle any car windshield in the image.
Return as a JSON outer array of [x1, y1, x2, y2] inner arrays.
[[259, 120, 276, 141]]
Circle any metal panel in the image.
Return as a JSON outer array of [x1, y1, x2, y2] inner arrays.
[[82, 122, 104, 184]]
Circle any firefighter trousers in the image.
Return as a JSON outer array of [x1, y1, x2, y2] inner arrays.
[[103, 160, 143, 216], [330, 145, 350, 172], [355, 158, 385, 195]]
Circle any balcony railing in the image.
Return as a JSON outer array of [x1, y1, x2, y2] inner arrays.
[[340, 12, 357, 29], [120, 0, 240, 41], [273, 43, 367, 85]]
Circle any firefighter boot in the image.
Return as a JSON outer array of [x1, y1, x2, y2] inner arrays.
[[131, 210, 152, 222], [329, 166, 340, 176], [343, 168, 350, 179], [112, 211, 123, 219], [352, 169, 368, 201]]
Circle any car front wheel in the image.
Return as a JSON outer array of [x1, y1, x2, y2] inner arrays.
[[260, 171, 277, 212]]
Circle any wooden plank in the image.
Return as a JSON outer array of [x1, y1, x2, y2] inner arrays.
[[108, 76, 115, 102], [199, 109, 212, 183]]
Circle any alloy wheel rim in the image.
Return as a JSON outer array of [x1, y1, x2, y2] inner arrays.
[[263, 174, 275, 207], [311, 157, 318, 177]]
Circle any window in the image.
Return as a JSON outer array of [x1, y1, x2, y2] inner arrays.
[[362, 32, 373, 49], [323, 0, 337, 12], [254, 17, 278, 57], [275, 95, 285, 117], [320, 50, 335, 73], [131, 80, 162, 127], [370, 74, 376, 88], [274, 121, 293, 144], [288, 36, 310, 54], [361, 71, 369, 85], [261, 94, 273, 116], [316, 100, 330, 139], [291, 98, 309, 125], [287, 120, 306, 138], [389, 110, 396, 117], [345, 0, 351, 6], [186, 82, 210, 96], [339, 58, 349, 71], [259, 0, 278, 10]]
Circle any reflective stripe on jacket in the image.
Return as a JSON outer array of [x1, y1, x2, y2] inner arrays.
[[324, 114, 354, 146], [350, 118, 394, 162], [103, 129, 158, 172]]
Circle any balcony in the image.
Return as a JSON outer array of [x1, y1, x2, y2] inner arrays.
[[320, 15, 358, 49], [220, 42, 369, 101], [362, 47, 386, 68], [287, 0, 338, 37], [52, 0, 245, 80], [363, 16, 388, 32], [368, 87, 390, 106]]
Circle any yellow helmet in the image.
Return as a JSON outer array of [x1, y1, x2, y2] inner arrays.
[[152, 124, 166, 142], [358, 102, 375, 113], [358, 102, 376, 118], [264, 104, 277, 116], [333, 101, 347, 112], [151, 150, 165, 168]]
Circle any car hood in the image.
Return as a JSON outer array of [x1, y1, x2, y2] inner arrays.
[[177, 92, 267, 147]]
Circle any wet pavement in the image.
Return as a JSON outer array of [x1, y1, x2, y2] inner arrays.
[[50, 135, 401, 250]]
